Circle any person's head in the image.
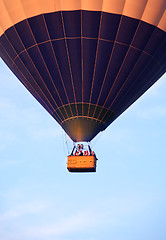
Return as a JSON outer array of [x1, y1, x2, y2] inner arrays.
[[91, 151, 95, 155]]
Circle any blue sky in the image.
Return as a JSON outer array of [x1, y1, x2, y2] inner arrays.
[[0, 57, 166, 240]]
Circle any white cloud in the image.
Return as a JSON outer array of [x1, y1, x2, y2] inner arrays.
[[23, 192, 151, 238], [0, 188, 164, 240], [25, 208, 98, 238], [0, 200, 50, 222]]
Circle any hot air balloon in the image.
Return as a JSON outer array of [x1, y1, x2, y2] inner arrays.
[[0, 0, 166, 172]]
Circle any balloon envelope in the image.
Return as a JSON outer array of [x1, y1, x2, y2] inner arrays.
[[0, 0, 166, 142]]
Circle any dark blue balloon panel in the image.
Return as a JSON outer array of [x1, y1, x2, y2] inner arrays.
[[0, 10, 166, 141]]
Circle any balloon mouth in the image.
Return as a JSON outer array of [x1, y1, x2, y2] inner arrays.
[[53, 103, 116, 142], [62, 117, 104, 142]]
